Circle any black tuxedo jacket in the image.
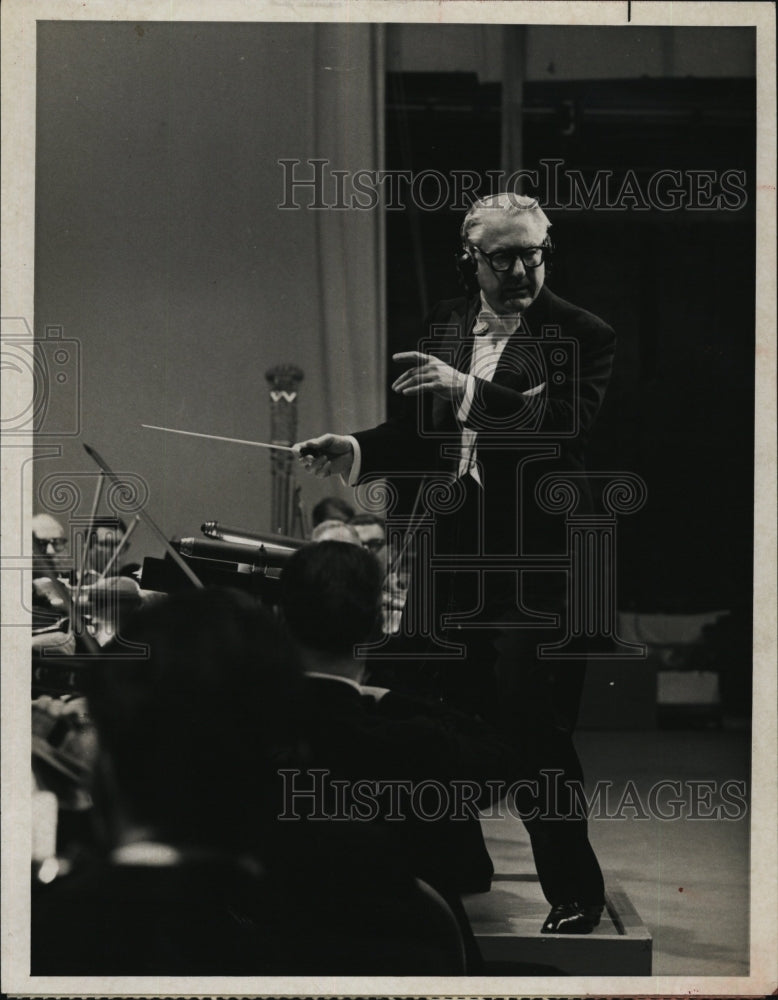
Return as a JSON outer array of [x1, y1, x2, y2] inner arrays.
[[353, 285, 615, 560]]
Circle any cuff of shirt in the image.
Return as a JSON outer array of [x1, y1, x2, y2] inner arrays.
[[342, 435, 361, 486], [456, 374, 477, 424]]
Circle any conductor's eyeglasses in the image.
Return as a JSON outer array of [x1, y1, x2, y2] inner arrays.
[[472, 244, 549, 271]]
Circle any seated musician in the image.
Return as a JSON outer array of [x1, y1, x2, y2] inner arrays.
[[32, 513, 69, 571], [31, 512, 80, 653], [83, 516, 141, 580], [32, 512, 135, 585], [349, 512, 409, 634], [279, 542, 520, 896], [310, 512, 406, 633], [32, 511, 145, 652], [349, 512, 388, 570], [32, 587, 465, 975]]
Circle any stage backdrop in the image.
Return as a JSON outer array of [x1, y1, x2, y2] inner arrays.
[[34, 21, 385, 553]]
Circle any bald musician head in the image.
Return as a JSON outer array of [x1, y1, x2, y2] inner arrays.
[[310, 518, 361, 545], [32, 512, 69, 577]]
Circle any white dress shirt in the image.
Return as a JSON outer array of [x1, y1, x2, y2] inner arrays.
[[346, 293, 545, 486], [456, 295, 521, 484]]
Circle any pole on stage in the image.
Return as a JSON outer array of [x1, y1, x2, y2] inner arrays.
[[265, 364, 304, 537]]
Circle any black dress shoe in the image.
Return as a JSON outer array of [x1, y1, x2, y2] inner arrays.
[[541, 901, 604, 934]]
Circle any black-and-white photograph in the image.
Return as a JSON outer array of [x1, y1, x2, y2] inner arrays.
[[2, 1, 775, 996]]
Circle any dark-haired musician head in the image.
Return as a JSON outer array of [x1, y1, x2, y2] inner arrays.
[[85, 516, 129, 576], [279, 541, 382, 681], [86, 587, 302, 854], [311, 495, 355, 528]]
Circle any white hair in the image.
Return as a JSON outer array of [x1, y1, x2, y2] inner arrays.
[[460, 192, 551, 246], [32, 513, 66, 538]]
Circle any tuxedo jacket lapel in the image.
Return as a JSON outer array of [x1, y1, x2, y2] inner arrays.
[[491, 287, 552, 392]]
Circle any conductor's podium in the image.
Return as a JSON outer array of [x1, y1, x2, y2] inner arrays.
[[463, 874, 652, 975]]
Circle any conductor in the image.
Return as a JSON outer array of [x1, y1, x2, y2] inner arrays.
[[295, 192, 616, 934]]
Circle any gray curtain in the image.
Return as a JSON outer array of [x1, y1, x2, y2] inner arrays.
[[311, 24, 386, 432], [33, 21, 386, 544]]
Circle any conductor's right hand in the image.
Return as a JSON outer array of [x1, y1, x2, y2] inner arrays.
[[293, 433, 354, 479]]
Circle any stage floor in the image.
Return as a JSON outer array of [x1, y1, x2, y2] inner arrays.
[[480, 728, 750, 976]]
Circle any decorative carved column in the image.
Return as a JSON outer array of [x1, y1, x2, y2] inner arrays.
[[265, 364, 304, 536]]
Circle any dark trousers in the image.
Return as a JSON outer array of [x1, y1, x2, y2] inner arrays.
[[422, 475, 605, 907]]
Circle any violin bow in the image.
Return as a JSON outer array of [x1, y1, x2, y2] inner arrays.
[[82, 443, 205, 589], [96, 514, 140, 581], [385, 475, 430, 579], [72, 470, 105, 611]]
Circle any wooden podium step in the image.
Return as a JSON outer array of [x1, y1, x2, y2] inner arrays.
[[462, 874, 652, 975]]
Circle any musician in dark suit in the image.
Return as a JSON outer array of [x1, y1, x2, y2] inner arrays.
[[280, 539, 542, 973], [296, 193, 615, 933], [32, 588, 466, 975], [279, 541, 519, 896]]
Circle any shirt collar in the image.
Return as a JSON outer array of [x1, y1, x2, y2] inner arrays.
[[111, 841, 183, 867], [473, 292, 522, 338], [111, 841, 264, 878], [305, 670, 363, 693]]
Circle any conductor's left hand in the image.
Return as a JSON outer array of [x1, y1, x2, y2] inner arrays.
[[392, 352, 467, 401]]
